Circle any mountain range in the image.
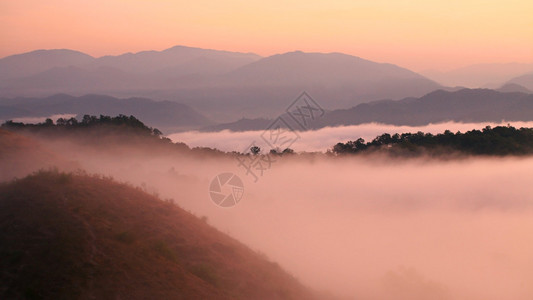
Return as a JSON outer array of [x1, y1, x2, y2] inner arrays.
[[2, 46, 532, 125], [0, 94, 211, 133], [0, 46, 442, 121], [0, 46, 260, 80], [507, 73, 533, 91], [3, 88, 533, 134], [202, 89, 533, 132]]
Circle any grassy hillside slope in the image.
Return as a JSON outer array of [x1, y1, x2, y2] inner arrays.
[[0, 171, 316, 300]]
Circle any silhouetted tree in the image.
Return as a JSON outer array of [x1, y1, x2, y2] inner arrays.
[[66, 118, 78, 126], [56, 118, 67, 126], [250, 146, 261, 155], [282, 148, 295, 154], [269, 149, 280, 155], [152, 128, 163, 136]]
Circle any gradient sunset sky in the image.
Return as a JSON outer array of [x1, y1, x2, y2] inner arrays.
[[1, 0, 532, 71]]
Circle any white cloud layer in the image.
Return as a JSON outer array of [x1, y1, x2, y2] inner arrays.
[[169, 121, 533, 152]]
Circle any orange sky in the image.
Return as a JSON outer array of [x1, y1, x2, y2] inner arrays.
[[1, 0, 532, 71]]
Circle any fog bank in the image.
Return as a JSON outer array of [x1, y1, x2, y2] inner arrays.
[[53, 144, 533, 299], [168, 121, 533, 153], [5, 132, 533, 299]]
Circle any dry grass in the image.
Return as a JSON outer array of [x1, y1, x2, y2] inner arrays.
[[0, 170, 317, 300]]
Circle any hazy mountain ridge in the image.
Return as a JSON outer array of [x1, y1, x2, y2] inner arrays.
[[138, 51, 443, 121], [328, 88, 533, 126], [91, 45, 261, 74], [497, 83, 532, 94], [0, 47, 442, 121], [0, 94, 212, 133], [0, 49, 95, 80], [421, 62, 533, 88], [223, 51, 430, 86], [0, 46, 261, 96], [0, 46, 260, 78], [202, 89, 533, 131], [210, 51, 441, 108], [507, 73, 533, 91]]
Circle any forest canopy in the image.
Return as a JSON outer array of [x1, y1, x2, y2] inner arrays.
[[332, 125, 533, 156], [4, 116, 533, 157]]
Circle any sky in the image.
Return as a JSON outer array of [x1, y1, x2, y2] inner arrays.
[[1, 0, 532, 71]]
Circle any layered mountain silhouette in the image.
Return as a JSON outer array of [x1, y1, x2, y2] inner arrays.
[[0, 46, 260, 80], [213, 51, 441, 108], [91, 45, 261, 74], [224, 51, 434, 87], [497, 83, 532, 94], [507, 73, 533, 91], [202, 89, 533, 131], [0, 94, 211, 133], [0, 49, 94, 81], [421, 63, 533, 88], [0, 46, 442, 121], [322, 89, 533, 126], [0, 46, 261, 97]]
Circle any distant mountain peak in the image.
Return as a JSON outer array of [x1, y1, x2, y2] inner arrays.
[[161, 45, 261, 56], [1, 46, 440, 115], [0, 49, 95, 81], [204, 88, 533, 131], [225, 49, 438, 91], [2, 48, 94, 59], [507, 73, 533, 91], [498, 83, 532, 94]]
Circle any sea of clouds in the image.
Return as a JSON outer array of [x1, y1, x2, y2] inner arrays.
[[169, 121, 533, 152]]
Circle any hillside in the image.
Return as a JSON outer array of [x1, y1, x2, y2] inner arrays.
[[0, 129, 61, 181], [0, 171, 318, 299]]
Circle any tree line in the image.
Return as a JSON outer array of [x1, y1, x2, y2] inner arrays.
[[2, 115, 163, 137], [333, 125, 533, 156], [5, 115, 533, 156]]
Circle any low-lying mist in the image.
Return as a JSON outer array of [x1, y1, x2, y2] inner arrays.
[[5, 129, 533, 300], [169, 121, 533, 152]]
